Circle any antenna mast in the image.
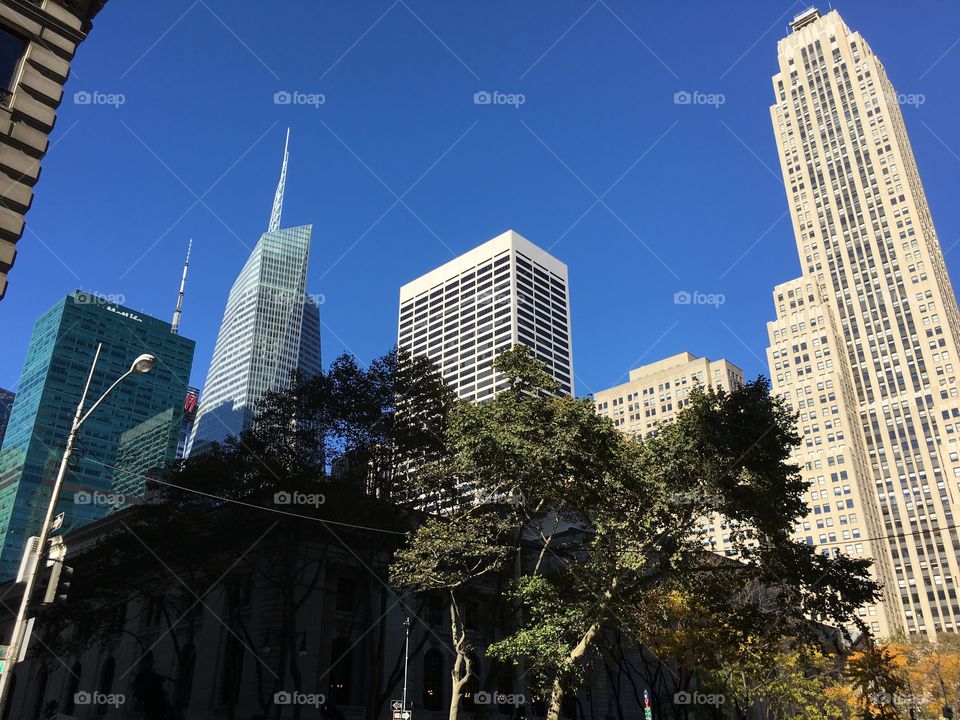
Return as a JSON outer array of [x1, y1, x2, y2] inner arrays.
[[268, 128, 290, 233], [171, 239, 191, 335]]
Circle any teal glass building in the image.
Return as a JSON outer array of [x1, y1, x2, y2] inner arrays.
[[0, 388, 13, 447], [0, 291, 195, 579]]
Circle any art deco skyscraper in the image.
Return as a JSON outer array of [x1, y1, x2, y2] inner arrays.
[[767, 8, 960, 638], [187, 131, 321, 454]]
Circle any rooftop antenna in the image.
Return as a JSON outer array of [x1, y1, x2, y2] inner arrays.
[[171, 239, 191, 335], [268, 128, 290, 233]]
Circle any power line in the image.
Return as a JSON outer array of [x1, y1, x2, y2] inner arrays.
[[93, 460, 408, 536], [94, 462, 960, 554]]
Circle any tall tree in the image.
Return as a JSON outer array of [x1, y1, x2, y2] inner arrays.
[[37, 348, 451, 718], [391, 511, 513, 720], [443, 347, 879, 720]]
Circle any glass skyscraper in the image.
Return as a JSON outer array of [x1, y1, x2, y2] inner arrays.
[[0, 291, 195, 579], [0, 389, 13, 447], [187, 131, 321, 454]]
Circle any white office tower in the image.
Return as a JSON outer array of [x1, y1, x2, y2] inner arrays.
[[399, 230, 573, 402], [187, 131, 321, 454]]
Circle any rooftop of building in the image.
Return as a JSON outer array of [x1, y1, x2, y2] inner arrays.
[[399, 229, 568, 300], [592, 352, 743, 397]]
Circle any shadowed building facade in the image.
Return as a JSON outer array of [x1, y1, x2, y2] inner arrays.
[[0, 0, 108, 300], [0, 388, 13, 446]]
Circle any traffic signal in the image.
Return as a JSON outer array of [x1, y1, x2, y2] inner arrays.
[[42, 559, 72, 604], [28, 536, 71, 613]]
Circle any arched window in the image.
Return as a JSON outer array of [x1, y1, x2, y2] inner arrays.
[[328, 637, 352, 705], [176, 643, 196, 710], [95, 656, 115, 716], [62, 662, 81, 714], [30, 666, 47, 720], [422, 649, 443, 710]]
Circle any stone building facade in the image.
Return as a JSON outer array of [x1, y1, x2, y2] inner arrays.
[[0, 0, 107, 300]]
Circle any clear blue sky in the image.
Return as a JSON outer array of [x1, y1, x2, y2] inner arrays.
[[2, 0, 960, 398]]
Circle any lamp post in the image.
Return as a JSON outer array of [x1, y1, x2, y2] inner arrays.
[[401, 617, 411, 719], [0, 344, 156, 710]]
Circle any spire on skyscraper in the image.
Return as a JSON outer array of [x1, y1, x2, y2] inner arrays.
[[171, 239, 191, 335], [268, 128, 290, 233]]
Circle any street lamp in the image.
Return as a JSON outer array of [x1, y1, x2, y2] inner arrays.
[[0, 344, 156, 710]]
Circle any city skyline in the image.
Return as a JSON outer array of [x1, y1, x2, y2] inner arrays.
[[0, 3, 958, 716], [1, 1, 959, 404]]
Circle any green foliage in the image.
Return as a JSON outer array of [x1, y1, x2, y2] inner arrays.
[[486, 575, 589, 698], [391, 511, 512, 592], [38, 347, 453, 719], [438, 348, 880, 720]]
